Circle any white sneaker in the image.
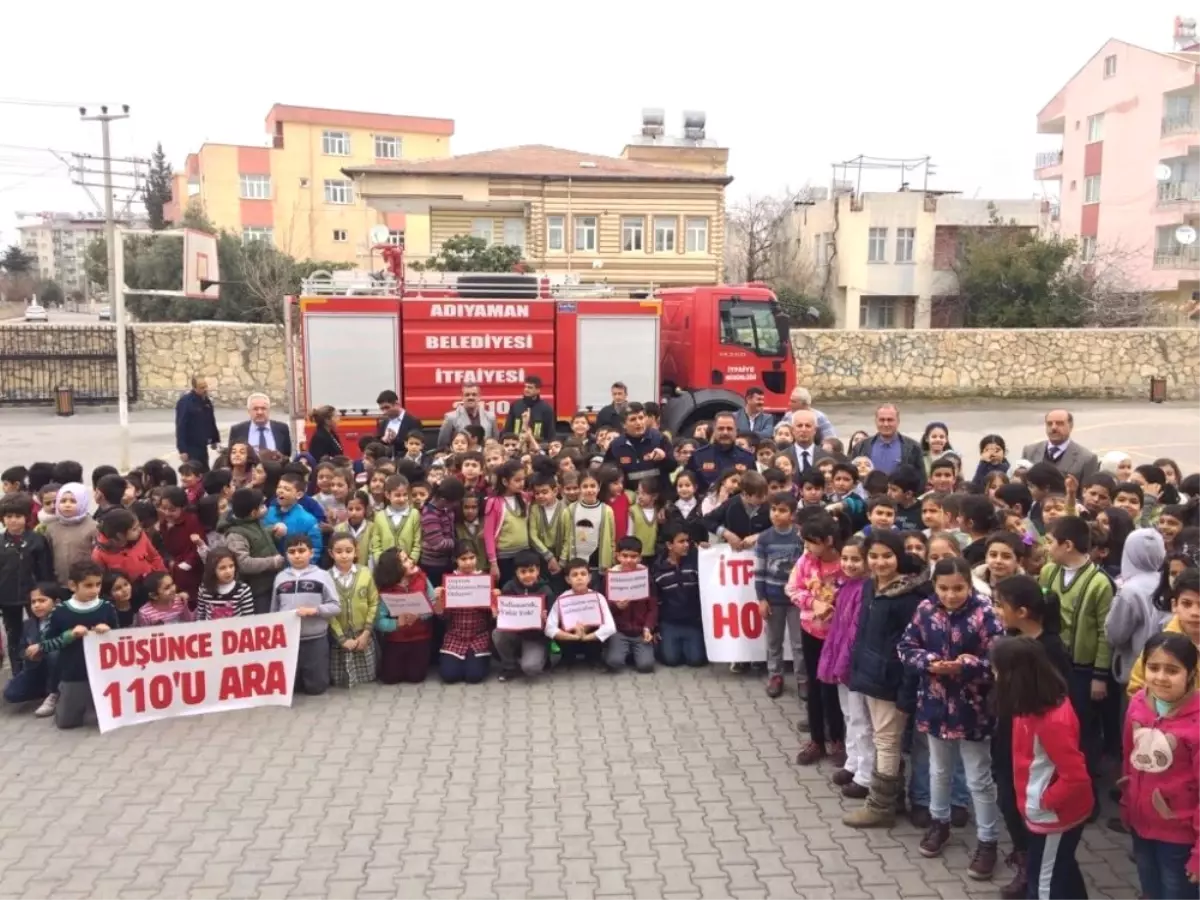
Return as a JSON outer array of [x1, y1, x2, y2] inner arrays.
[[34, 693, 58, 718]]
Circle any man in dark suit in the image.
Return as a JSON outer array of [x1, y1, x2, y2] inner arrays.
[[1021, 408, 1100, 482], [175, 376, 221, 472], [780, 409, 831, 475], [374, 389, 423, 451], [228, 392, 292, 459]]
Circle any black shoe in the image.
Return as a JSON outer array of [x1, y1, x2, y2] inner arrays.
[[951, 805, 970, 828]]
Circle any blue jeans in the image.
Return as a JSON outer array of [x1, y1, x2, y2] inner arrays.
[[910, 729, 970, 807], [659, 622, 707, 667], [1132, 833, 1199, 900], [439, 650, 489, 685], [928, 736, 1000, 842], [2, 652, 57, 703]]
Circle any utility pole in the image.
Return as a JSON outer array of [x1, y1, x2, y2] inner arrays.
[[80, 104, 132, 468]]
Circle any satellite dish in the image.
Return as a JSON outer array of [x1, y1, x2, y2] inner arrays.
[[1176, 225, 1197, 246], [369, 225, 390, 245], [1156, 163, 1173, 182]]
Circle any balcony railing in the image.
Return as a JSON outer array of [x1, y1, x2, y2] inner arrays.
[[1035, 149, 1063, 168], [1157, 181, 1200, 203], [1153, 245, 1200, 268], [1162, 109, 1198, 137]]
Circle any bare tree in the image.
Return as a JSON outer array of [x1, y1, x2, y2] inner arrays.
[[724, 187, 820, 291], [1062, 240, 1163, 327], [0, 271, 35, 303]]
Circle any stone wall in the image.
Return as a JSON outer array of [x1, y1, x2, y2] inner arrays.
[[133, 323, 289, 408], [790, 328, 1200, 400]]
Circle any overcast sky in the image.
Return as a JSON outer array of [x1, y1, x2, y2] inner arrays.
[[0, 1, 1186, 247]]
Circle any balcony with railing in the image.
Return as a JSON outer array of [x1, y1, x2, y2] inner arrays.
[[1162, 109, 1198, 137], [1157, 181, 1200, 203], [1153, 244, 1200, 268], [1034, 149, 1063, 178]]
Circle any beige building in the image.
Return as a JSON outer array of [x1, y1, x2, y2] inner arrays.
[[17, 212, 137, 295], [345, 113, 732, 285], [791, 191, 1049, 328]]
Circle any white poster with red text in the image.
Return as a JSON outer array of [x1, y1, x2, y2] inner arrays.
[[698, 546, 794, 664], [84, 612, 302, 733]]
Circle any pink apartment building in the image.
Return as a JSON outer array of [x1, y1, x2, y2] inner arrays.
[[1034, 28, 1199, 311]]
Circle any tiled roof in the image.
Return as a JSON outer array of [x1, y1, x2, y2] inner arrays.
[[343, 144, 732, 184]]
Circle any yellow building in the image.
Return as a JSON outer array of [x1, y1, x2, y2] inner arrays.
[[344, 121, 732, 285], [166, 104, 454, 263]]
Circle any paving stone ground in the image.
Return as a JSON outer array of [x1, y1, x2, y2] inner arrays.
[[0, 664, 1139, 900]]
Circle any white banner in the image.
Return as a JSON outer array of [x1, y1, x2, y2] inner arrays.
[[84, 612, 302, 734], [698, 546, 793, 664]]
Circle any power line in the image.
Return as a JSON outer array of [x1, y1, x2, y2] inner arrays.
[[0, 97, 111, 109]]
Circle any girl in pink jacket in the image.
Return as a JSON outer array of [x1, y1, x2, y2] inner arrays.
[[1121, 630, 1200, 899], [786, 513, 846, 766]]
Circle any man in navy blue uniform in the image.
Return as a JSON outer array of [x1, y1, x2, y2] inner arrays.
[[604, 402, 674, 485], [687, 411, 755, 494]]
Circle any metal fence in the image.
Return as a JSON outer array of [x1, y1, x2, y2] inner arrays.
[[0, 325, 138, 406]]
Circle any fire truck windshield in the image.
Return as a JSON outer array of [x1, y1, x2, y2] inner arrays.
[[719, 299, 786, 357]]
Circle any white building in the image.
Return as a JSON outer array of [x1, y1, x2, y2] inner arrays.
[[791, 191, 1050, 328]]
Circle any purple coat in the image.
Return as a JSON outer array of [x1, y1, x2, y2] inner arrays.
[[817, 576, 867, 685]]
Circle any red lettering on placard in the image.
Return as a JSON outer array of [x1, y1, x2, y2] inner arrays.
[[716, 555, 754, 587], [712, 603, 741, 638], [222, 624, 288, 655], [218, 661, 288, 700], [741, 601, 764, 639]]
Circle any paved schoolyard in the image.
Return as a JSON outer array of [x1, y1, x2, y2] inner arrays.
[[0, 664, 1140, 900], [1, 396, 1197, 475], [0, 396, 1191, 899]]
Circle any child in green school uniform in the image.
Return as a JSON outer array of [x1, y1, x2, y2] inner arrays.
[[335, 491, 380, 568], [530, 473, 569, 587], [371, 474, 421, 563], [628, 478, 665, 566], [563, 471, 615, 575]]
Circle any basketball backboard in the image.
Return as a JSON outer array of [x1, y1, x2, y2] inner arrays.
[[184, 228, 220, 299]]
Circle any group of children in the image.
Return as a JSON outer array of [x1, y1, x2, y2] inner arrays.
[[1, 408, 1198, 899]]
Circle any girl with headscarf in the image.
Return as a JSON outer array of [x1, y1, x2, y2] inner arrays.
[[1105, 528, 1169, 687], [1099, 450, 1133, 482], [44, 483, 98, 584]]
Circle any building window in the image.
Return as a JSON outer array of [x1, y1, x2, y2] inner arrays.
[[387, 230, 404, 247], [332, 229, 347, 243], [1080, 236, 1096, 262], [322, 130, 350, 156], [242, 227, 273, 246], [1103, 54, 1117, 78], [685, 217, 709, 253], [1086, 113, 1104, 143], [324, 179, 354, 205], [503, 218, 526, 250], [859, 297, 896, 329], [374, 135, 401, 159], [621, 217, 644, 252], [1084, 175, 1101, 204], [239, 174, 271, 200], [470, 217, 493, 244], [574, 216, 597, 251], [653, 216, 676, 252], [546, 216, 564, 251], [895, 227, 915, 263], [868, 227, 888, 262]]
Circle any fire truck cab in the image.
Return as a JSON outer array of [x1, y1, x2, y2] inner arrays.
[[296, 269, 794, 455]]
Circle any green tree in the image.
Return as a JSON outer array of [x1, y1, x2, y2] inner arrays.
[[1, 244, 36, 273], [953, 229, 1087, 328], [410, 234, 527, 272], [36, 279, 64, 308], [144, 142, 174, 230]]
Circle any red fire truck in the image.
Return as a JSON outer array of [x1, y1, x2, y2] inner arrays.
[[296, 259, 795, 456]]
